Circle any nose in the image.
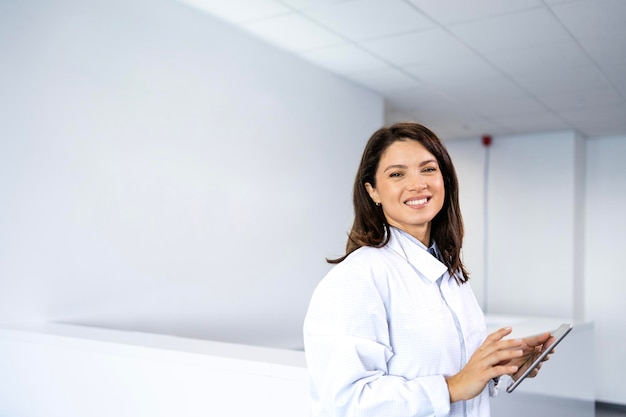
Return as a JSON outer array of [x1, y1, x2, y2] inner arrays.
[[407, 172, 427, 190]]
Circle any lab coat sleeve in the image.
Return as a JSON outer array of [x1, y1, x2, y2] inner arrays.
[[303, 263, 452, 417], [489, 375, 511, 396]]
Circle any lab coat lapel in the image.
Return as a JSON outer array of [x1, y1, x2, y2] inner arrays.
[[388, 228, 447, 283]]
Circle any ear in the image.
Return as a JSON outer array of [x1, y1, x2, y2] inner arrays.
[[364, 182, 380, 205]]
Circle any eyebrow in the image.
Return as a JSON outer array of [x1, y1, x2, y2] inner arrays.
[[382, 164, 406, 173], [382, 159, 438, 173]]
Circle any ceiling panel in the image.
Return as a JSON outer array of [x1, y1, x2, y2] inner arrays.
[[297, 44, 388, 75], [483, 40, 594, 76], [536, 87, 625, 112], [360, 27, 476, 66], [412, 114, 509, 139], [541, 0, 580, 5], [175, 0, 626, 139], [557, 103, 626, 137], [384, 85, 458, 110], [408, 0, 545, 24], [578, 36, 626, 70], [558, 103, 626, 126], [448, 8, 572, 53], [279, 0, 360, 9], [463, 96, 549, 118], [488, 111, 567, 132], [511, 64, 612, 95], [435, 74, 529, 101], [551, 0, 626, 39], [179, 0, 290, 23], [602, 63, 626, 95], [403, 54, 502, 84], [241, 13, 345, 52], [296, 0, 435, 41], [347, 68, 424, 94], [569, 119, 626, 137]]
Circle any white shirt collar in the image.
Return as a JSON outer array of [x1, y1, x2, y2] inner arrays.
[[387, 227, 448, 283]]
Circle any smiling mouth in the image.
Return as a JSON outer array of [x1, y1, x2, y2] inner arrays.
[[405, 198, 429, 206]]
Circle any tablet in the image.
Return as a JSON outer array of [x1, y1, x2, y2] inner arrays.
[[506, 323, 573, 393]]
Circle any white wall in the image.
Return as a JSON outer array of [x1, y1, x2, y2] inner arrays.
[[0, 0, 383, 349], [446, 132, 626, 405], [447, 131, 583, 317], [585, 136, 626, 404], [442, 139, 487, 307], [487, 131, 584, 318]]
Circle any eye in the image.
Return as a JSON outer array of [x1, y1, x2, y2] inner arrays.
[[422, 166, 438, 174], [389, 172, 403, 178]]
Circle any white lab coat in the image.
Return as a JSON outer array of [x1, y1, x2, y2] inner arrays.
[[303, 227, 492, 417]]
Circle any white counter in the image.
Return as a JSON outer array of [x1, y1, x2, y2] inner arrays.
[[0, 321, 311, 417]]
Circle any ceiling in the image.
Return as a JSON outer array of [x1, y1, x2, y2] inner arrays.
[[176, 0, 626, 140]]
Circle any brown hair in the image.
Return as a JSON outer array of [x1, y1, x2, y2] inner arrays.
[[328, 122, 470, 282]]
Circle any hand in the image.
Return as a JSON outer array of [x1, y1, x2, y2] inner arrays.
[[508, 332, 553, 381], [445, 327, 523, 403]]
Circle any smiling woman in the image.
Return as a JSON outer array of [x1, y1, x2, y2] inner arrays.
[[328, 122, 466, 281], [303, 122, 553, 417]]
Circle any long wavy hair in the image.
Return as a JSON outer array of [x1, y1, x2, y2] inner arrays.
[[329, 122, 470, 283]]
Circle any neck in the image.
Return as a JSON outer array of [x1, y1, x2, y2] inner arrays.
[[389, 224, 431, 247]]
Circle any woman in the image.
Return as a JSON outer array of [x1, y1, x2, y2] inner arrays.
[[303, 122, 550, 417]]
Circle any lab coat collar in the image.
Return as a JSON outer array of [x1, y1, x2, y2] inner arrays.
[[387, 227, 448, 283]]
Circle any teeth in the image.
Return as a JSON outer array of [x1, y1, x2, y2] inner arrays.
[[406, 198, 427, 206]]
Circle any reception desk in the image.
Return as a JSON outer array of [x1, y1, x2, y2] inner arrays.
[[0, 315, 593, 417]]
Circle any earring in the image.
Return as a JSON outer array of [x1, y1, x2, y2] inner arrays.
[[376, 202, 381, 206]]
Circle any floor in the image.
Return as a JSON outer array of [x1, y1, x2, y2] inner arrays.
[[597, 403, 626, 417], [491, 392, 626, 417]]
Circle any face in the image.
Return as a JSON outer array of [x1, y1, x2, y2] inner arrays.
[[365, 139, 445, 246]]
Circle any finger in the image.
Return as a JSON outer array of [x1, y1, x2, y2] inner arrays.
[[486, 327, 514, 342], [500, 338, 524, 349], [541, 338, 555, 354], [530, 363, 542, 377], [477, 338, 523, 362], [540, 336, 556, 352], [522, 331, 551, 346], [493, 364, 519, 378], [519, 343, 542, 357], [489, 348, 524, 366], [474, 329, 509, 357]]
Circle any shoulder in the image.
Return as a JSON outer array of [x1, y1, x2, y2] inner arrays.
[[306, 246, 395, 324], [313, 246, 395, 297], [329, 245, 391, 276]]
